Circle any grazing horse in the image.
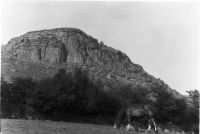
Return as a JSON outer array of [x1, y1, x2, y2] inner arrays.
[[114, 104, 157, 133]]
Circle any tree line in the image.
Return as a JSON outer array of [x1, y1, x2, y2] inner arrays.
[[1, 68, 199, 133]]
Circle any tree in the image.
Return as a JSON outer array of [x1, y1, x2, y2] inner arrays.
[[184, 90, 199, 133], [186, 90, 199, 108]]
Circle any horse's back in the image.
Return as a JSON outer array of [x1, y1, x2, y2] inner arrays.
[[126, 104, 146, 111], [126, 104, 151, 117]]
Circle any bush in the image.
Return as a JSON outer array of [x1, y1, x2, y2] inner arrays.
[[1, 77, 35, 118]]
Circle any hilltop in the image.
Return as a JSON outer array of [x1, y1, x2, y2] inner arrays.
[[1, 27, 182, 98]]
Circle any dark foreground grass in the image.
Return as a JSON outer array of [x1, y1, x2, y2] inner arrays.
[[1, 119, 178, 134]]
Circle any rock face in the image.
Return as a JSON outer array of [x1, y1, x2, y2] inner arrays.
[[1, 27, 182, 98], [3, 28, 131, 68]]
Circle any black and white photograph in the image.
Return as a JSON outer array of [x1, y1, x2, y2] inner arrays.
[[0, 0, 199, 134]]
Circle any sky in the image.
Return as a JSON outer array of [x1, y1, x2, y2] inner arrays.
[[0, 1, 200, 94]]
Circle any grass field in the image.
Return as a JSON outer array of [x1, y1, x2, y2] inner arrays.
[[1, 119, 176, 134]]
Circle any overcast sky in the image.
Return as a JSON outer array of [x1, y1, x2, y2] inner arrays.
[[0, 1, 200, 94]]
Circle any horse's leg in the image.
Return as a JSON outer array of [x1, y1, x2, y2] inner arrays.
[[114, 124, 117, 128], [132, 120, 139, 132], [114, 108, 125, 129], [113, 120, 119, 129], [145, 119, 151, 133], [126, 113, 131, 131], [151, 118, 158, 132]]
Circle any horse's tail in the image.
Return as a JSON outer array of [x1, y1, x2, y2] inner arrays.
[[114, 107, 126, 129]]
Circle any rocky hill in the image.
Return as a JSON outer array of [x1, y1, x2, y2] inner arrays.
[[1, 27, 182, 98]]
